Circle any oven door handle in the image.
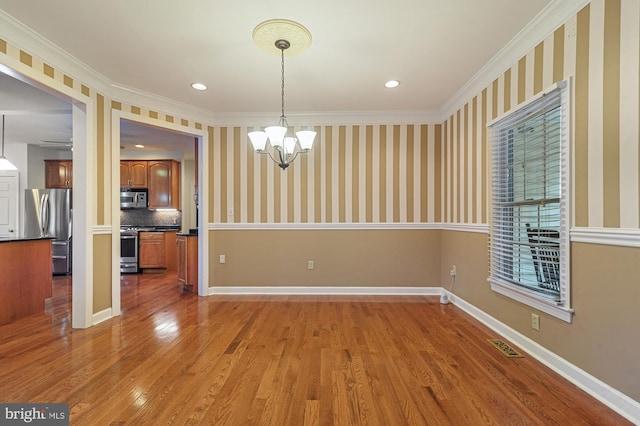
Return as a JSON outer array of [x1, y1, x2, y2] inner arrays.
[[121, 235, 137, 239]]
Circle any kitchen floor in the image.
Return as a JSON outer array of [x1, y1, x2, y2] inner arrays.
[[45, 275, 72, 328], [47, 271, 191, 329]]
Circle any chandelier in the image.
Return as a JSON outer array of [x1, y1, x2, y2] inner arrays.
[[248, 19, 316, 170]]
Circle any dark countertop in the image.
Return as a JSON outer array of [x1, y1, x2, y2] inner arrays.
[[0, 236, 54, 243], [146, 226, 181, 231], [177, 230, 198, 236], [121, 225, 181, 232]]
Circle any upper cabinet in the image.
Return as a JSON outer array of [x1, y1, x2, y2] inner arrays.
[[147, 160, 180, 209], [120, 160, 148, 188], [45, 160, 73, 188]]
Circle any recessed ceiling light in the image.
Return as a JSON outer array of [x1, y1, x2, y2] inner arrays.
[[191, 82, 207, 91], [385, 80, 400, 88], [135, 144, 144, 148]]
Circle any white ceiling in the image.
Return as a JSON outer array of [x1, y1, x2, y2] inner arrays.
[[0, 0, 553, 151]]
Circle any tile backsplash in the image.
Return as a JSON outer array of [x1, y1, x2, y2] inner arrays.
[[121, 209, 182, 228]]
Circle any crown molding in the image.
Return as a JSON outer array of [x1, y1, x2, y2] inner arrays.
[[440, 0, 591, 119], [210, 109, 442, 127], [108, 82, 213, 125]]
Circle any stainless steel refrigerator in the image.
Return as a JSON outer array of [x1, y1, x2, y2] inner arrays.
[[24, 188, 72, 275]]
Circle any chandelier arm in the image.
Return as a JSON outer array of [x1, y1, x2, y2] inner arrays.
[[285, 148, 302, 165], [260, 150, 278, 165]]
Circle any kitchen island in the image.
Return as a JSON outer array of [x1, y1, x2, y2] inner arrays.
[[0, 237, 53, 325]]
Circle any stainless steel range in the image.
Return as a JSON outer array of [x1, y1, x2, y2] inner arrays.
[[120, 227, 139, 273]]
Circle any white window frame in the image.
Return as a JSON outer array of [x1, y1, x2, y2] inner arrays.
[[487, 79, 573, 323]]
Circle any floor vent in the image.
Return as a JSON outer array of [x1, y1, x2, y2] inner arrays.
[[487, 339, 524, 358]]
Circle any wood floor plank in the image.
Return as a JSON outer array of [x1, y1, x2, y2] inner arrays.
[[0, 274, 632, 425]]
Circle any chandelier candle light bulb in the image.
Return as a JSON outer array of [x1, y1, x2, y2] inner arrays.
[[248, 19, 316, 170]]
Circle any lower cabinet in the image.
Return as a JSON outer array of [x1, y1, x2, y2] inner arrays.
[[164, 231, 177, 273], [177, 234, 198, 289], [138, 231, 177, 273], [139, 232, 165, 270]]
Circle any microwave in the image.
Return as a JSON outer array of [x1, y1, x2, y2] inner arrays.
[[120, 188, 148, 209]]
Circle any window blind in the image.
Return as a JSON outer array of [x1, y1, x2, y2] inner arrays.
[[489, 82, 569, 307]]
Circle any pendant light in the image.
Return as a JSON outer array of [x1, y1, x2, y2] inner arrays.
[[248, 19, 316, 170], [0, 115, 18, 171]]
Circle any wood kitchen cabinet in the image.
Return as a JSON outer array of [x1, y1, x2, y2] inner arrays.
[[0, 239, 52, 325], [120, 160, 148, 188], [164, 231, 177, 273], [177, 234, 198, 290], [147, 160, 180, 209], [138, 232, 165, 270], [45, 160, 73, 188]]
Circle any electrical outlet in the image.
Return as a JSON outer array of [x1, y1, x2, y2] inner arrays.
[[219, 255, 226, 264], [531, 313, 540, 331], [308, 260, 314, 270], [450, 265, 457, 276]]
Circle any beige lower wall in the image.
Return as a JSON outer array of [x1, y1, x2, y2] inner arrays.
[[440, 230, 640, 402], [209, 229, 441, 287], [93, 234, 112, 313]]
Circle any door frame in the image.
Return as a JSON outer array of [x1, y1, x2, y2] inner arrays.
[[0, 64, 95, 329], [110, 110, 209, 316]]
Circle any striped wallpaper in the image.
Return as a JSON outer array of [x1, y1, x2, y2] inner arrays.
[[209, 124, 441, 224], [3, 0, 640, 231], [442, 0, 640, 229]]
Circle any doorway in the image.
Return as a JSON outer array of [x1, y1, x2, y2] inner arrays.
[[0, 68, 92, 328], [111, 111, 208, 316]]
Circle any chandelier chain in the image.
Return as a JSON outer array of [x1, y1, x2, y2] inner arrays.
[[280, 47, 286, 121]]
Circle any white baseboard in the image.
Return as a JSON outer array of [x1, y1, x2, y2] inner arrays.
[[92, 308, 113, 326], [92, 283, 639, 422], [446, 291, 640, 425], [207, 286, 441, 296]]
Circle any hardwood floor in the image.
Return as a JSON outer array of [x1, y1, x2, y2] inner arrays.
[[0, 273, 630, 425]]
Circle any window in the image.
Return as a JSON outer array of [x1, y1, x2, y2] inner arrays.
[[488, 80, 573, 322]]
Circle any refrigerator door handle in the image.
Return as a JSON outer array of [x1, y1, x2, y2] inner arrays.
[[39, 193, 47, 237], [43, 193, 51, 237]]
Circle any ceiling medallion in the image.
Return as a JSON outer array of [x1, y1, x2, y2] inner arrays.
[[252, 19, 312, 56]]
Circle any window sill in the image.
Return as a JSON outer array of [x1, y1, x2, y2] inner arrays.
[[488, 279, 574, 323]]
